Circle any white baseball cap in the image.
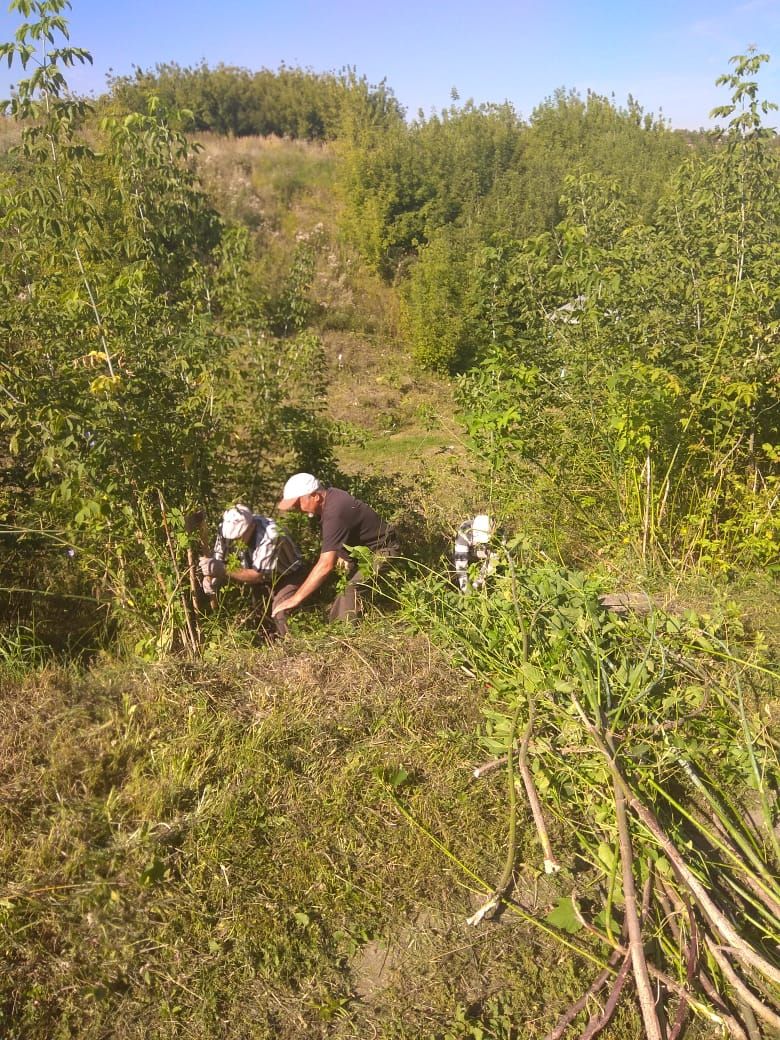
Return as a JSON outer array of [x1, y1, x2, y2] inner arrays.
[[221, 504, 254, 540], [278, 472, 322, 511], [471, 514, 493, 544]]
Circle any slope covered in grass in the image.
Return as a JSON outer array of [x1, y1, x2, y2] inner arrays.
[[0, 626, 671, 1039]]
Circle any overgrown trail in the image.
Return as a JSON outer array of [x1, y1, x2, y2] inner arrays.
[[195, 133, 480, 534]]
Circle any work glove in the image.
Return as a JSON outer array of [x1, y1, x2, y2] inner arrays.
[[199, 555, 226, 580], [202, 574, 225, 596]]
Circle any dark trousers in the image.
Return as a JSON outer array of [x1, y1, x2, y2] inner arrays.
[[328, 544, 398, 623], [252, 568, 307, 638]]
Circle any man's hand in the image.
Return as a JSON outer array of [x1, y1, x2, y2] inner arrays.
[[199, 556, 226, 580], [271, 551, 337, 616], [202, 574, 225, 596], [271, 592, 299, 617]]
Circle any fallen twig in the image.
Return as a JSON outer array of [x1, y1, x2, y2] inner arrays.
[[473, 754, 507, 779], [659, 878, 752, 1040], [468, 702, 523, 925], [518, 691, 560, 874], [542, 951, 622, 1040], [613, 776, 665, 1040], [704, 937, 780, 1035], [572, 694, 780, 990], [579, 950, 632, 1040]]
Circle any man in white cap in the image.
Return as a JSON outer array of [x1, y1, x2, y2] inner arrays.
[[199, 505, 305, 637], [272, 474, 399, 622]]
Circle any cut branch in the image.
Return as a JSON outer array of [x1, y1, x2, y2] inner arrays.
[[518, 691, 560, 873], [614, 776, 665, 1040], [542, 953, 620, 1040]]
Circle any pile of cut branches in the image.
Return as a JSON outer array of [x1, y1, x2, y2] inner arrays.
[[400, 556, 780, 1039]]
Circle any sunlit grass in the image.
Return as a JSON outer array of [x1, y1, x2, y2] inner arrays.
[[1, 618, 679, 1038]]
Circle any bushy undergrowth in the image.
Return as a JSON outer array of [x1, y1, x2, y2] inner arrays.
[[1, 7, 778, 1037], [399, 552, 780, 1038], [0, 4, 337, 654]]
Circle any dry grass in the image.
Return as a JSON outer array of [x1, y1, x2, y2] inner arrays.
[[0, 622, 680, 1039], [193, 132, 339, 235], [0, 116, 21, 154]]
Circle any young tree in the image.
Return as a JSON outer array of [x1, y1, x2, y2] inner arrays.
[[0, 1, 335, 651]]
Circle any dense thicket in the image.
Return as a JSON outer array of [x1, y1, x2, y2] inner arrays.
[[0, 2, 334, 653], [102, 61, 403, 140], [332, 47, 779, 569], [453, 58, 779, 570], [337, 91, 694, 286]]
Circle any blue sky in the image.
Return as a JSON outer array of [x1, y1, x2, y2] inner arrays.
[[1, 0, 779, 129]]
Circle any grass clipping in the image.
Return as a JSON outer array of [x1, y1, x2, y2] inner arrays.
[[0, 626, 581, 1039]]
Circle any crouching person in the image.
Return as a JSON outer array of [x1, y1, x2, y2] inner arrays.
[[199, 504, 306, 638], [272, 473, 400, 624]]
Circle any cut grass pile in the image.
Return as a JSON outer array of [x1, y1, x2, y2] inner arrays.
[[0, 622, 671, 1039]]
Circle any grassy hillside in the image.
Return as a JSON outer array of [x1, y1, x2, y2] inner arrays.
[[2, 130, 777, 1040]]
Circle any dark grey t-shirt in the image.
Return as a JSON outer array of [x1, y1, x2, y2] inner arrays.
[[320, 488, 394, 562]]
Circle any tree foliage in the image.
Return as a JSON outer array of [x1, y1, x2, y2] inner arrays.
[[339, 89, 693, 290], [102, 61, 403, 141], [455, 54, 779, 569], [0, 1, 334, 651]]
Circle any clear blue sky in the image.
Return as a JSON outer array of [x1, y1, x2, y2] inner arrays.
[[1, 0, 779, 130]]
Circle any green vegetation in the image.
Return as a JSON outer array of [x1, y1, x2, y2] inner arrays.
[[401, 554, 779, 1038], [102, 61, 403, 140], [0, 1, 337, 655], [453, 54, 779, 572], [1, 3, 778, 1038], [340, 91, 691, 289]]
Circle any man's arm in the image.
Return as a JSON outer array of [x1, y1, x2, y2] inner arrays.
[[227, 567, 267, 586], [271, 550, 338, 615]]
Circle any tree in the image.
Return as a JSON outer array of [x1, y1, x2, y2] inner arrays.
[[0, 1, 335, 652], [456, 56, 779, 569]]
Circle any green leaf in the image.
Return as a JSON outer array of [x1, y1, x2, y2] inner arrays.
[[386, 765, 409, 788], [545, 896, 582, 934], [140, 857, 167, 886], [596, 842, 616, 873]]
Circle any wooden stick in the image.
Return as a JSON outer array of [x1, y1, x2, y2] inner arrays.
[[518, 693, 560, 874], [571, 694, 780, 990], [704, 938, 780, 1035], [579, 951, 632, 1040], [542, 955, 620, 1040], [614, 776, 665, 1040]]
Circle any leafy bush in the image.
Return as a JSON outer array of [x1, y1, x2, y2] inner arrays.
[[102, 61, 403, 141], [338, 91, 692, 281], [0, 2, 335, 652], [455, 55, 779, 569]]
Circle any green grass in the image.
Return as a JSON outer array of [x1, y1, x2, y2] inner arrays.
[[0, 622, 678, 1039]]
